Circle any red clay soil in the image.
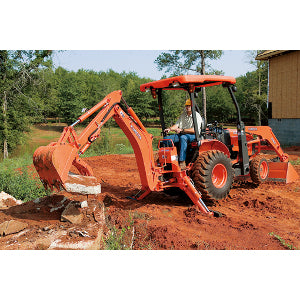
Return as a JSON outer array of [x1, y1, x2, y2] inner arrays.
[[83, 148, 300, 250], [0, 148, 299, 250]]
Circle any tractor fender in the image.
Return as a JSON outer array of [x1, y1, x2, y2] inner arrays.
[[198, 139, 231, 158]]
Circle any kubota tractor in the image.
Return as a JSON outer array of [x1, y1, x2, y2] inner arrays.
[[33, 75, 299, 217]]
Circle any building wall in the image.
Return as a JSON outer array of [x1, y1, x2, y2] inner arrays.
[[269, 118, 300, 146], [268, 51, 300, 119]]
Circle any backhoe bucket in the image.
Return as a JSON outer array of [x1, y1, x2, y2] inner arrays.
[[268, 162, 299, 183], [33, 143, 94, 190]]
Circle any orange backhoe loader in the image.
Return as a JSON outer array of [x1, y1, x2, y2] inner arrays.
[[33, 75, 299, 217]]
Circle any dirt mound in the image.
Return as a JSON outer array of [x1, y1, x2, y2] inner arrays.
[[0, 149, 299, 250], [0, 194, 106, 249]]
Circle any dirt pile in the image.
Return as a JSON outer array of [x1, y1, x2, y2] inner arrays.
[[0, 193, 106, 249], [0, 147, 299, 250]]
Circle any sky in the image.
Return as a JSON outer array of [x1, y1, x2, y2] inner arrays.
[[52, 50, 256, 80]]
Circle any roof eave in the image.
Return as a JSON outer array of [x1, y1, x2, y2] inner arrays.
[[255, 50, 293, 60]]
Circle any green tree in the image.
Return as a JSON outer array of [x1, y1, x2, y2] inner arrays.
[[0, 50, 53, 159], [55, 67, 84, 124], [121, 72, 156, 124], [155, 50, 223, 122], [28, 68, 60, 122], [160, 90, 187, 128], [206, 85, 235, 124], [244, 50, 269, 125]]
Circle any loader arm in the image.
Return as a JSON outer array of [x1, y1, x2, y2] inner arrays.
[[33, 91, 159, 192], [245, 126, 289, 162]]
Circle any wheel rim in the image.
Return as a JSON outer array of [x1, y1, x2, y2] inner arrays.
[[212, 163, 228, 188], [259, 161, 268, 179]]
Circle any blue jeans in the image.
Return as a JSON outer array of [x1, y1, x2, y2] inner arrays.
[[164, 134, 196, 161]]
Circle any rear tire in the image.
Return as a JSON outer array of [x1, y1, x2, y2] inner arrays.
[[190, 150, 234, 201], [250, 156, 269, 184]]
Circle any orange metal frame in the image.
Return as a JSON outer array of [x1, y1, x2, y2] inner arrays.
[[33, 75, 299, 218], [224, 126, 289, 165], [33, 90, 214, 215], [140, 75, 236, 91]]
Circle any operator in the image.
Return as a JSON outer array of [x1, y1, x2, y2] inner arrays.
[[164, 99, 204, 169]]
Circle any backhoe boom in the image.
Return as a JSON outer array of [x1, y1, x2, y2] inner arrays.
[[33, 90, 215, 216], [33, 90, 161, 191]]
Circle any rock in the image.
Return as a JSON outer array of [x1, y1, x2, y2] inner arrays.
[[0, 220, 28, 236], [42, 226, 51, 231], [0, 191, 17, 201], [33, 197, 42, 204], [48, 228, 103, 250], [92, 202, 105, 224], [0, 191, 22, 209], [81, 200, 88, 208], [61, 202, 83, 224], [64, 173, 101, 195]]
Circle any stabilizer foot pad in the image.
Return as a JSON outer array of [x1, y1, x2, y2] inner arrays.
[[211, 210, 224, 218]]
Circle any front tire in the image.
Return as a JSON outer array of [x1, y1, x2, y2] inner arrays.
[[250, 155, 269, 184], [190, 150, 234, 201]]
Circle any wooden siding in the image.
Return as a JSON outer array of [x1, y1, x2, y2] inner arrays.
[[269, 51, 300, 119]]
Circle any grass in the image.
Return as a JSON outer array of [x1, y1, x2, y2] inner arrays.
[[8, 124, 163, 160], [103, 210, 156, 250], [82, 126, 162, 157], [0, 154, 51, 202], [104, 213, 135, 250], [290, 158, 300, 165], [104, 226, 131, 250], [269, 232, 298, 250], [0, 124, 162, 203], [38, 135, 59, 140], [131, 211, 152, 221]]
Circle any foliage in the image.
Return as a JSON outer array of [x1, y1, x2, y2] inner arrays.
[[104, 226, 130, 250], [0, 155, 51, 202], [154, 50, 224, 122], [0, 50, 271, 159], [104, 213, 135, 250], [0, 50, 53, 157], [206, 85, 236, 123], [160, 89, 187, 127], [154, 50, 223, 75], [290, 158, 300, 165], [82, 127, 162, 157], [121, 72, 156, 124], [235, 73, 268, 125], [269, 232, 298, 250], [236, 51, 269, 125]]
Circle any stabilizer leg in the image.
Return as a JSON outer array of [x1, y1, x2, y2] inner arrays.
[[181, 175, 215, 216], [126, 188, 151, 201]]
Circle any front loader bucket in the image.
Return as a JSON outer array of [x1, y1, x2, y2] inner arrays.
[[268, 162, 299, 183], [33, 143, 94, 190]]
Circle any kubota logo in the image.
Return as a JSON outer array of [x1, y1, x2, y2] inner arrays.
[[130, 124, 142, 140]]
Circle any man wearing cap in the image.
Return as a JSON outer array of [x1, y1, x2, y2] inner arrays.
[[164, 99, 204, 170]]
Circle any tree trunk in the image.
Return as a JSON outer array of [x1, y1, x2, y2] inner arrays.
[[200, 51, 207, 124], [2, 91, 8, 159], [257, 52, 262, 126], [3, 140, 8, 159], [257, 105, 261, 126], [258, 71, 261, 96]]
